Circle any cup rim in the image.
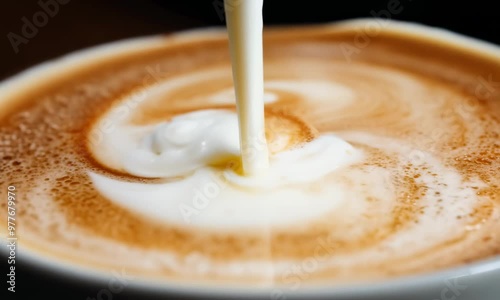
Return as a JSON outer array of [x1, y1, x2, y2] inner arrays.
[[7, 247, 500, 298], [2, 18, 499, 298]]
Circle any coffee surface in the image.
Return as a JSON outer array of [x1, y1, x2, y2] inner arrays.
[[1, 21, 499, 286]]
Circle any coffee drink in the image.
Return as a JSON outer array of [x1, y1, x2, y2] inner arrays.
[[1, 20, 499, 286]]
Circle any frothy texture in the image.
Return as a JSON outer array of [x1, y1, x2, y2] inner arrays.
[[0, 20, 499, 287]]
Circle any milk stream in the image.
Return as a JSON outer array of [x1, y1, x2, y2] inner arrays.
[[224, 0, 269, 175]]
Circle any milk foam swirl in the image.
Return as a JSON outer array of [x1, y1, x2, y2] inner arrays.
[[90, 109, 362, 228], [0, 21, 499, 286]]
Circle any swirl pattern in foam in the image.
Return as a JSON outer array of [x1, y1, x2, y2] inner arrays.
[[0, 21, 499, 286]]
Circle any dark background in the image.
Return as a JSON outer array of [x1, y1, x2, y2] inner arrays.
[[1, 0, 500, 80], [1, 0, 500, 299]]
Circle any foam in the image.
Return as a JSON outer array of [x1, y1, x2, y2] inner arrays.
[[89, 133, 361, 229], [0, 20, 499, 285]]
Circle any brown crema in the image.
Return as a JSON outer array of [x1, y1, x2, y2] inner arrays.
[[0, 21, 499, 285]]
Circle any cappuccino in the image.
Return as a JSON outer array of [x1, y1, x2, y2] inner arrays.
[[0, 20, 499, 286]]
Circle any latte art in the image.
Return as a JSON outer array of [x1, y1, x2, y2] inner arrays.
[[0, 21, 499, 286]]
